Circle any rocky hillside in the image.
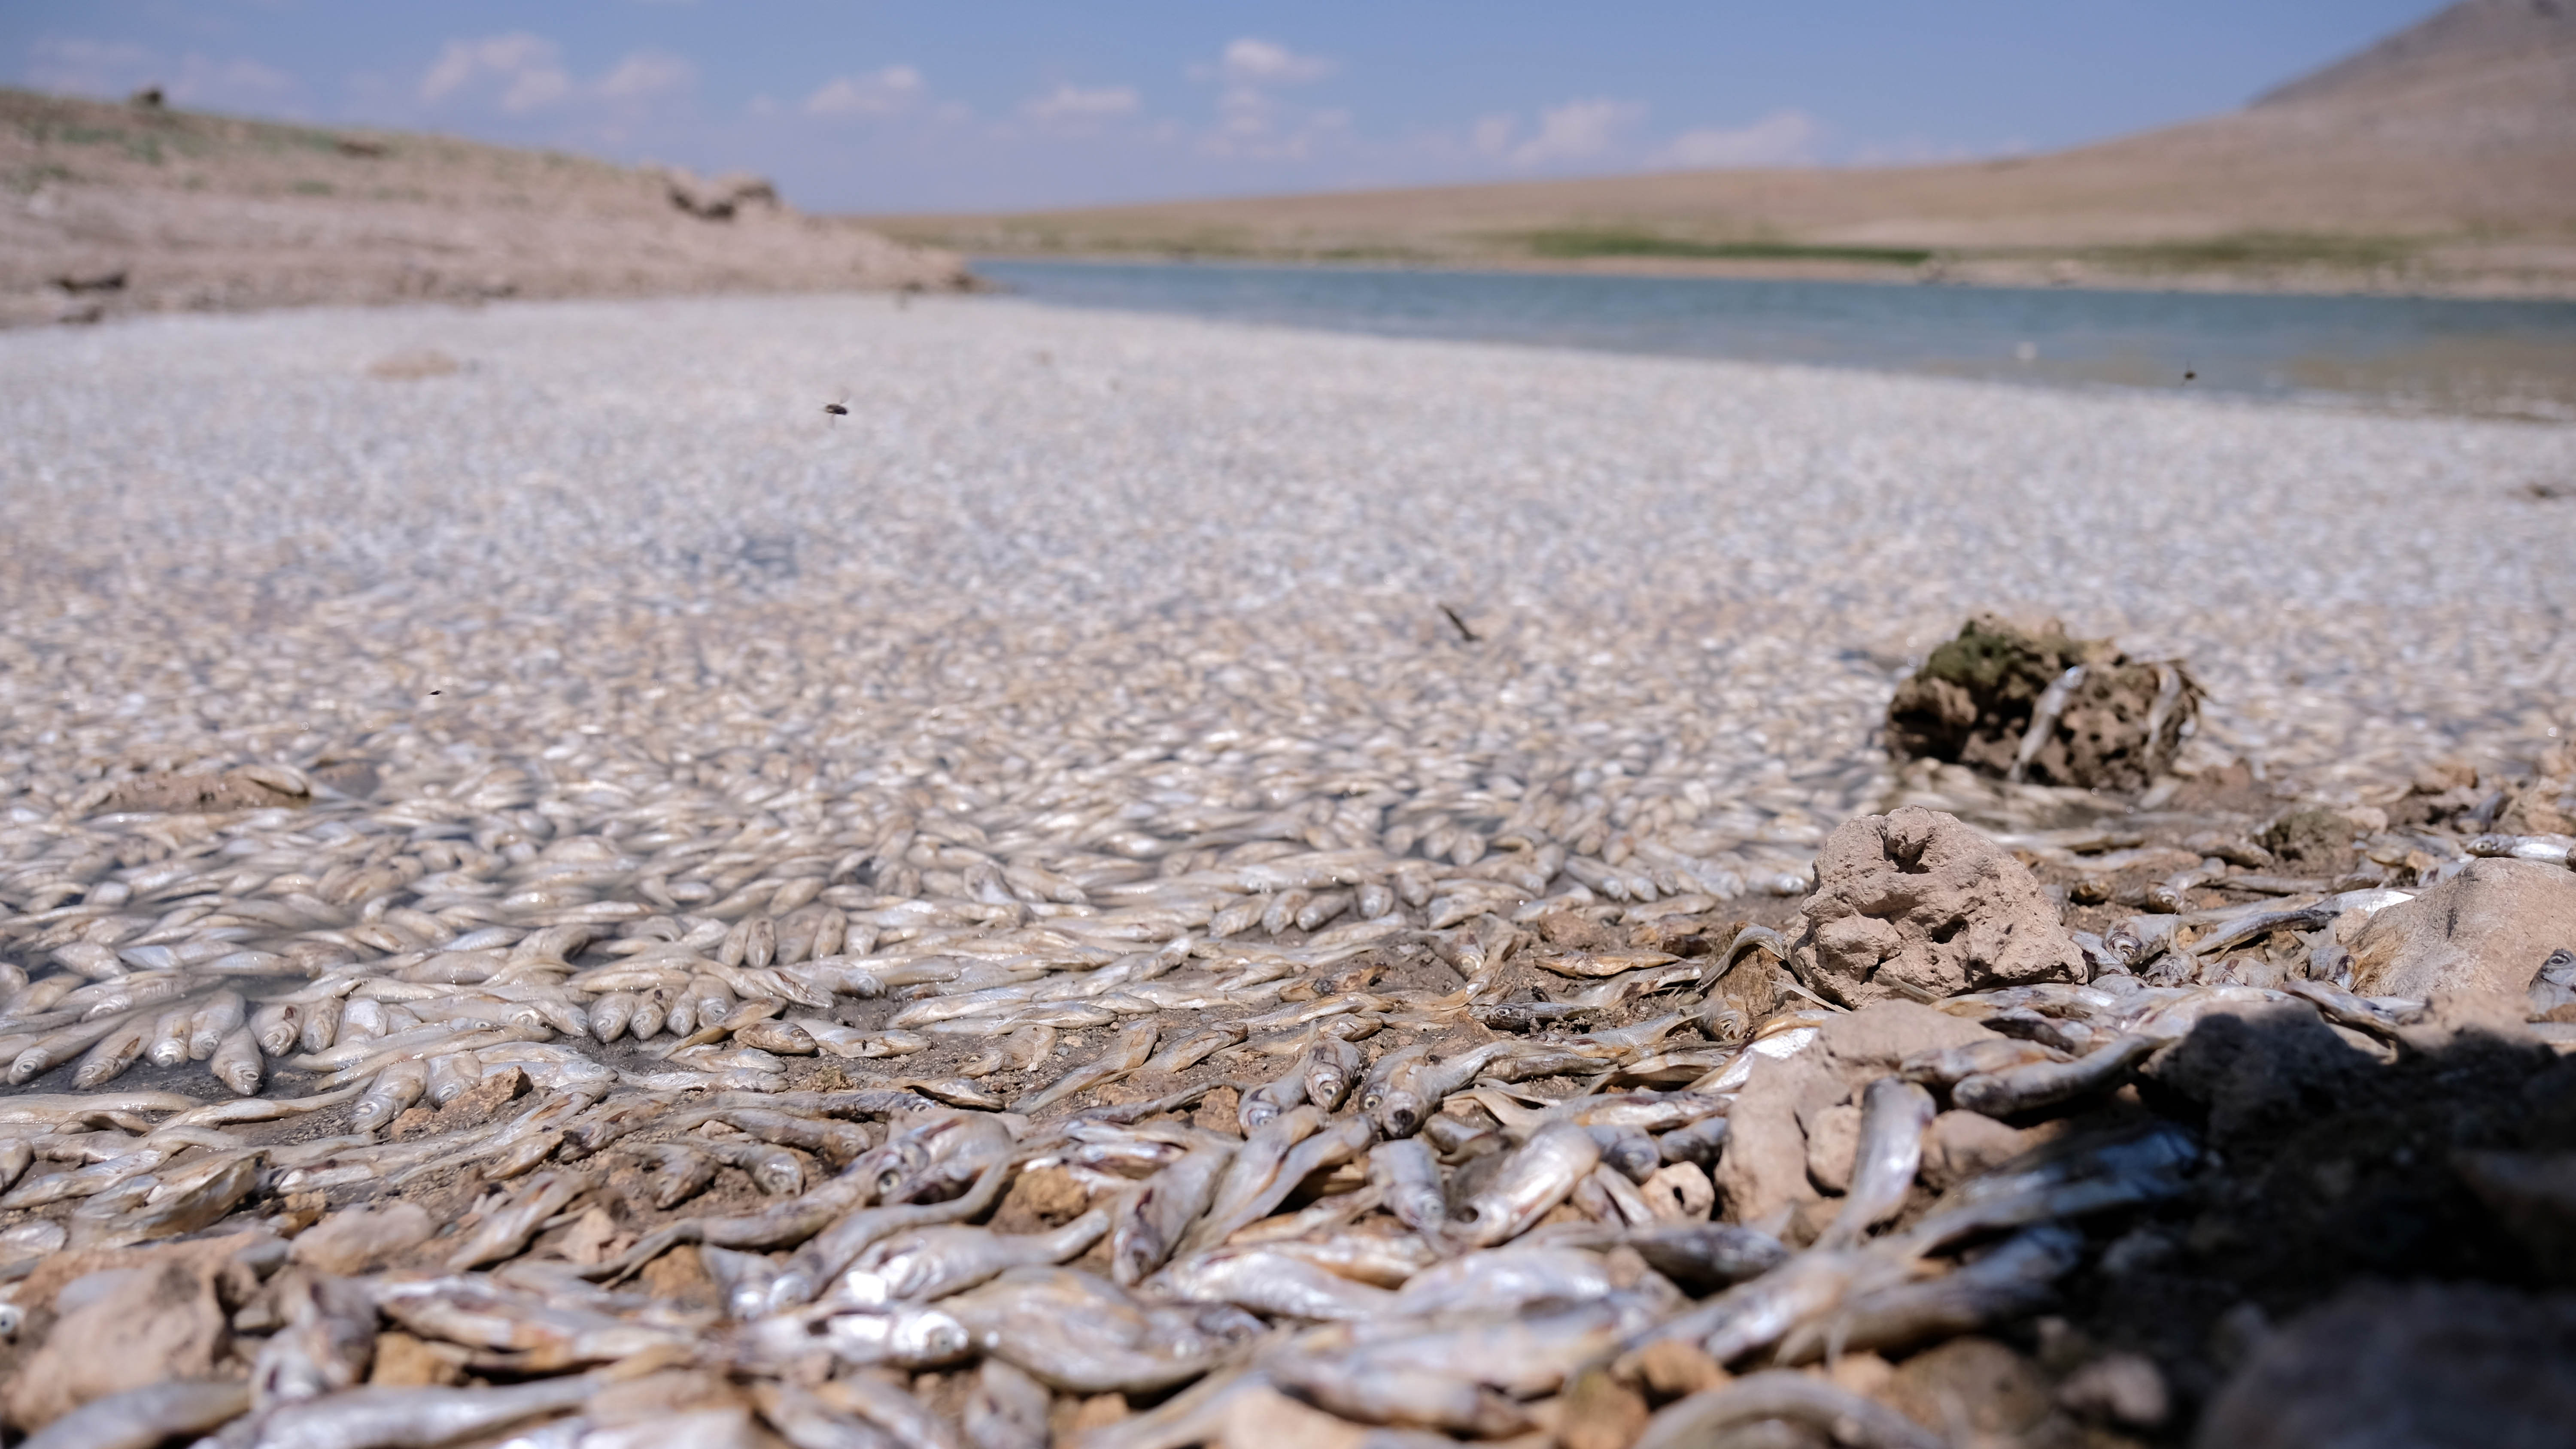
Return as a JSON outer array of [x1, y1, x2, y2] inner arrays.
[[0, 88, 969, 327]]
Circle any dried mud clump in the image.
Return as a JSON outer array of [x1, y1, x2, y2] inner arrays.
[[1790, 805, 2083, 1007], [1885, 614, 2199, 791]]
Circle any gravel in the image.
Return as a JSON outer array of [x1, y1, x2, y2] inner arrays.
[[1, 292, 2570, 867]]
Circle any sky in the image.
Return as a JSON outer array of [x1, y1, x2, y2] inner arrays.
[[3, 2, 2449, 214]]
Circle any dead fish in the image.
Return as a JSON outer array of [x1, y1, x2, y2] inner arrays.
[[1391, 1243, 1619, 1318], [1655, 1115, 1728, 1167], [962, 1357, 1052, 1449], [1627, 1221, 1791, 1292], [1587, 1123, 1662, 1183], [1777, 1222, 2083, 1363], [1139, 1024, 1245, 1075], [1154, 1243, 1397, 1320], [1816, 1077, 1936, 1250], [941, 1267, 1239, 1394], [252, 1270, 379, 1406], [1904, 1123, 2199, 1251], [1301, 1035, 1363, 1111], [71, 1015, 152, 1089], [1377, 1040, 1519, 1139], [703, 1139, 806, 1195], [1018, 1019, 1158, 1115], [1267, 1355, 1531, 1438], [1183, 1106, 1327, 1254], [1899, 1037, 2068, 1087], [1369, 1137, 1449, 1240], [146, 1004, 193, 1068], [248, 1001, 303, 1057], [1456, 1121, 1601, 1248], [17, 1379, 250, 1449], [186, 991, 246, 1061], [1633, 1370, 1944, 1449], [1953, 1034, 2158, 1118], [841, 1208, 1109, 1304], [1237, 1061, 1307, 1133], [350, 1059, 429, 1134], [245, 1375, 598, 1449], [767, 1162, 1015, 1310], [623, 1142, 720, 1210], [424, 1052, 480, 1107], [857, 1112, 1017, 1205], [447, 1171, 583, 1270], [1112, 1138, 1238, 1286]]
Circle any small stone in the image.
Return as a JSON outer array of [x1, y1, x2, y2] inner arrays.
[[2057, 1352, 2169, 1429], [367, 1331, 463, 1388], [387, 1106, 438, 1141], [1792, 806, 2084, 1006], [2350, 858, 2576, 1006], [447, 1065, 528, 1124], [1628, 1339, 1728, 1400], [1557, 1366, 1650, 1449]]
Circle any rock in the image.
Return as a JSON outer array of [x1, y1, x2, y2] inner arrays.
[[1883, 615, 2199, 791], [1920, 1111, 2039, 1191], [289, 1201, 434, 1276], [446, 1065, 529, 1125], [1883, 1338, 2053, 1439], [81, 764, 309, 816], [2057, 1352, 2169, 1429], [1802, 1102, 1861, 1194], [1792, 807, 2084, 1007], [2454, 1150, 2576, 1282], [2196, 1283, 2576, 1448], [665, 170, 781, 221], [2261, 806, 2358, 872], [2500, 743, 2576, 836], [4, 1249, 234, 1429], [2349, 858, 2576, 1006], [366, 1331, 464, 1388]]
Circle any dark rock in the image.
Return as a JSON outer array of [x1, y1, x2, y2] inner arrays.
[[1884, 614, 2199, 791]]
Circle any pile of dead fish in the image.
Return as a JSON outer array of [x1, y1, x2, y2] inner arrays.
[[0, 778, 2571, 1449]]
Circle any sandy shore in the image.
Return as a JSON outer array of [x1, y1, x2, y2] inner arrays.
[[1, 294, 2571, 847]]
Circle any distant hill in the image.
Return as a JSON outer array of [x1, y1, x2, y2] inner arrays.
[[872, 0, 2576, 297], [0, 88, 967, 328]]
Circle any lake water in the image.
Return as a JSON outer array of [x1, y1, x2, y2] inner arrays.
[[973, 257, 2576, 420]]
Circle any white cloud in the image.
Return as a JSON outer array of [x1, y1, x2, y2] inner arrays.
[[1218, 38, 1333, 86], [1654, 110, 1821, 169], [1024, 83, 1140, 124], [418, 34, 701, 116], [1470, 114, 1516, 158], [25, 36, 297, 110], [804, 65, 924, 117], [596, 52, 696, 102], [420, 33, 563, 106], [1510, 98, 1644, 167]]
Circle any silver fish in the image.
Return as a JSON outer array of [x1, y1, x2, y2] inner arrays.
[[1816, 1077, 1936, 1250], [1455, 1121, 1600, 1248], [1112, 1138, 1238, 1286]]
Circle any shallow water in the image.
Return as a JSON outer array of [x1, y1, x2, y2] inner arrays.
[[975, 258, 2576, 420]]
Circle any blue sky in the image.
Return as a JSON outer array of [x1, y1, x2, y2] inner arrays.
[[5, 2, 2445, 212]]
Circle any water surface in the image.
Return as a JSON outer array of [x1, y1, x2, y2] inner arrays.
[[975, 258, 2576, 419]]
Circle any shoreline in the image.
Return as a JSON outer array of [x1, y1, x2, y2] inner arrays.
[[934, 244, 2576, 305]]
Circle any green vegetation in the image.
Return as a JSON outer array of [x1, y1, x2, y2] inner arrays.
[[290, 179, 333, 196], [2084, 232, 2420, 272], [1516, 228, 1936, 266]]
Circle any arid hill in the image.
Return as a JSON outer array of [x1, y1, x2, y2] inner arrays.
[[0, 88, 967, 327], [873, 0, 2576, 297]]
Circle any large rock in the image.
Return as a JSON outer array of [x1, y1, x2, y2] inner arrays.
[[1883, 615, 2199, 790], [1791, 807, 2084, 1008], [2196, 1283, 2576, 1448], [3, 1240, 242, 1430], [2349, 858, 2576, 1005]]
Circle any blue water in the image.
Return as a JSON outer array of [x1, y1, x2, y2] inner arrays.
[[973, 258, 2576, 418]]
